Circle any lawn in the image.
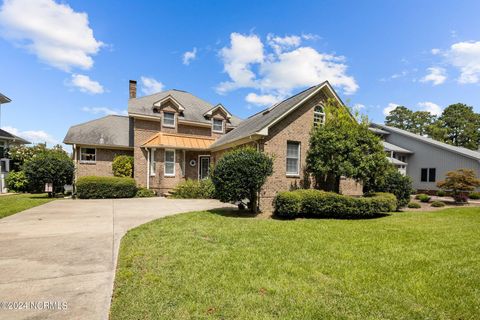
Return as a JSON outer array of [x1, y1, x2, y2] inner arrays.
[[0, 193, 55, 219], [110, 208, 480, 320]]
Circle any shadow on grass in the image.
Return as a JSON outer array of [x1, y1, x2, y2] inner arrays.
[[207, 207, 260, 218]]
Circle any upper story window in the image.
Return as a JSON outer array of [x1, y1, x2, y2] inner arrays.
[[212, 118, 224, 133], [80, 148, 96, 163], [421, 168, 436, 182], [0, 141, 5, 159], [313, 105, 325, 127], [163, 112, 175, 127], [286, 141, 300, 176]]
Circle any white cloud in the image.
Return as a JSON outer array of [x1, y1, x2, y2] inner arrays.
[[0, 0, 103, 71], [140, 76, 164, 95], [70, 74, 104, 94], [245, 92, 282, 106], [353, 103, 365, 111], [383, 103, 400, 116], [217, 32, 358, 98], [418, 101, 442, 116], [431, 48, 441, 55], [182, 47, 197, 65], [420, 67, 447, 85], [1, 126, 58, 145], [445, 41, 480, 84], [82, 107, 127, 116]]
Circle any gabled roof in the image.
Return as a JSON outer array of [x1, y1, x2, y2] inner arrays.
[[128, 89, 241, 127], [382, 141, 413, 154], [210, 81, 343, 150], [142, 132, 214, 150], [0, 128, 30, 144], [63, 115, 133, 148], [203, 104, 232, 119], [373, 123, 480, 161], [0, 92, 11, 104]]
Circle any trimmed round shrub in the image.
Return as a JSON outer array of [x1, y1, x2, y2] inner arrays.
[[436, 190, 446, 197], [76, 176, 137, 199], [407, 202, 421, 208], [112, 155, 134, 178], [468, 192, 480, 200], [136, 187, 156, 198], [415, 193, 427, 200], [273, 190, 396, 219], [417, 194, 431, 203], [5, 170, 29, 192], [170, 179, 215, 199], [371, 170, 413, 210], [431, 201, 446, 207]]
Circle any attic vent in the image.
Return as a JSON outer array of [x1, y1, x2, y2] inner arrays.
[[262, 110, 270, 115]]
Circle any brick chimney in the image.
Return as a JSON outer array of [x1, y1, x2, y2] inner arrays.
[[129, 80, 137, 99]]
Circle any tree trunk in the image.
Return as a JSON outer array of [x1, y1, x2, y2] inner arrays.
[[249, 191, 258, 214]]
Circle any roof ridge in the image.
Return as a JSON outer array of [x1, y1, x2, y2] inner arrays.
[[69, 114, 128, 129]]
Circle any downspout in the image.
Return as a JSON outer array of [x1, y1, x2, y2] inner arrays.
[[146, 148, 150, 189], [73, 144, 77, 195]]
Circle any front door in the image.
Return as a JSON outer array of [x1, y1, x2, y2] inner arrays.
[[199, 156, 210, 180]]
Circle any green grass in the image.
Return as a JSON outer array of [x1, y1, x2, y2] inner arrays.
[[0, 193, 55, 219], [111, 208, 480, 319]]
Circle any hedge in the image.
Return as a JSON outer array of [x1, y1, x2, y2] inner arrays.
[[170, 179, 215, 199], [76, 176, 137, 199], [274, 189, 397, 219]]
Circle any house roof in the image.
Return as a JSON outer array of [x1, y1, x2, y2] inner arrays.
[[142, 132, 215, 150], [63, 115, 133, 148], [387, 157, 407, 165], [210, 81, 342, 150], [128, 89, 242, 127], [373, 123, 480, 161], [0, 128, 30, 144], [0, 93, 11, 104], [369, 127, 390, 135], [382, 141, 413, 154]]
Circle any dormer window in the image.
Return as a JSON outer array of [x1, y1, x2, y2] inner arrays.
[[313, 105, 325, 127], [212, 118, 224, 133], [163, 112, 175, 127]]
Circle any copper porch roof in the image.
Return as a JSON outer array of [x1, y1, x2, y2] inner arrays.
[[141, 132, 215, 150]]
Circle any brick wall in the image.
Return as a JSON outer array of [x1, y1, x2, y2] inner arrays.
[[75, 147, 133, 178], [133, 118, 160, 187]]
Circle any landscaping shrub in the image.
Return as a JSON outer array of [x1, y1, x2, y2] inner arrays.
[[136, 187, 156, 198], [369, 169, 413, 209], [415, 193, 428, 200], [468, 192, 480, 200], [76, 176, 137, 199], [112, 155, 134, 178], [170, 179, 215, 199], [436, 190, 446, 197], [274, 189, 396, 219], [407, 202, 421, 209], [5, 171, 29, 192], [431, 201, 446, 207], [417, 194, 431, 203]]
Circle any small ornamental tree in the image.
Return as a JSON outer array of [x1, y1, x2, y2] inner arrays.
[[112, 155, 134, 178], [306, 99, 390, 193], [211, 147, 273, 213], [437, 169, 480, 203], [23, 149, 74, 196]]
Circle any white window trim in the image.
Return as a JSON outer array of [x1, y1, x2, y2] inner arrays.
[[286, 142, 301, 176], [198, 155, 211, 180], [313, 105, 326, 127], [79, 147, 96, 163], [149, 148, 156, 176], [164, 149, 176, 177], [212, 118, 224, 133], [162, 111, 176, 128]]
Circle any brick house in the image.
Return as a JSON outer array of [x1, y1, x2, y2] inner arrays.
[[64, 80, 361, 210]]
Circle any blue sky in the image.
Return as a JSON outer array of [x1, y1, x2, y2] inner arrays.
[[0, 0, 479, 147]]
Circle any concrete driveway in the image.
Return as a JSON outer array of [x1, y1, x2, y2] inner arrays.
[[0, 197, 235, 320]]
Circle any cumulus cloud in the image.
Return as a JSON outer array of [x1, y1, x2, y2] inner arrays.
[[140, 76, 164, 95], [245, 92, 282, 106], [420, 67, 447, 85], [217, 32, 358, 101], [82, 107, 127, 116], [383, 103, 400, 116], [182, 47, 197, 65], [418, 101, 442, 116], [69, 74, 104, 94], [446, 41, 480, 84], [1, 125, 58, 145], [0, 0, 103, 71]]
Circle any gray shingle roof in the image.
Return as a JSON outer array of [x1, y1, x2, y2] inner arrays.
[[128, 89, 242, 127], [373, 123, 480, 161], [382, 141, 413, 154], [210, 83, 327, 149], [0, 129, 30, 144], [63, 115, 133, 148]]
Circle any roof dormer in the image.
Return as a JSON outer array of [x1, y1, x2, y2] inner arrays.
[[203, 104, 232, 120], [152, 94, 185, 113]]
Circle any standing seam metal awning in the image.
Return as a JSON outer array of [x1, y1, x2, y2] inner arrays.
[[141, 132, 215, 150]]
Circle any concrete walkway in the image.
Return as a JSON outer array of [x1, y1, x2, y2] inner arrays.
[[0, 198, 235, 320]]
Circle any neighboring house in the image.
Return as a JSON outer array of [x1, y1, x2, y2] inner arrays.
[[0, 93, 30, 193], [64, 80, 361, 210], [371, 123, 480, 191]]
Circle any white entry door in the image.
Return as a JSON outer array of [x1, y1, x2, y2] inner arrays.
[[199, 156, 210, 180]]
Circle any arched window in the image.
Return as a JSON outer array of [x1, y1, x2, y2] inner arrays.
[[313, 105, 325, 127]]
